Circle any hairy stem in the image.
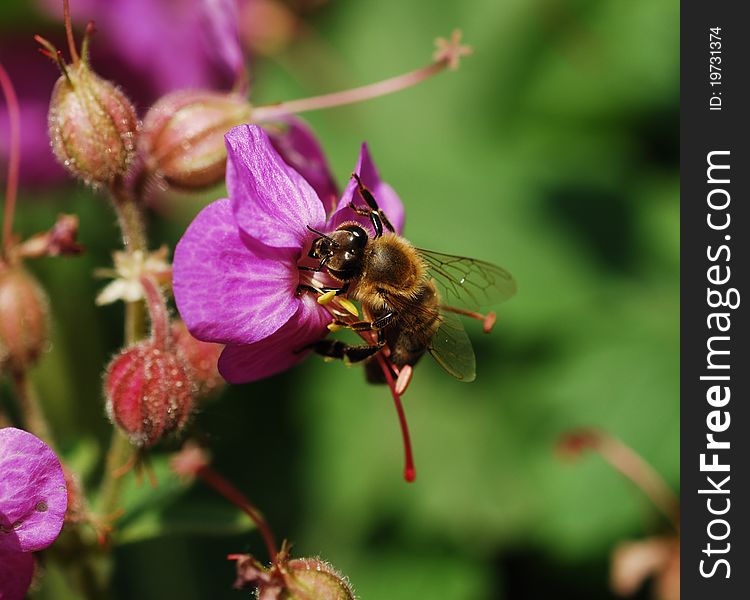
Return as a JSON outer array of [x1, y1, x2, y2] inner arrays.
[[109, 176, 146, 253]]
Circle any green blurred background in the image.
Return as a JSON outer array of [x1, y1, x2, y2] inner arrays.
[[1, 0, 679, 598]]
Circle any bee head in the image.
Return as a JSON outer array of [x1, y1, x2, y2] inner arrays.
[[307, 224, 368, 281]]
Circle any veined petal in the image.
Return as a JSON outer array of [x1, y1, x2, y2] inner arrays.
[[0, 551, 34, 600], [330, 142, 405, 234], [265, 116, 340, 215], [173, 198, 300, 345], [0, 428, 67, 554], [226, 124, 327, 248], [217, 294, 330, 383]]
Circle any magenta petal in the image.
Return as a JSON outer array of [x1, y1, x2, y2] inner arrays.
[[0, 550, 34, 600], [265, 116, 340, 215], [218, 294, 330, 383], [330, 143, 405, 234], [226, 125, 327, 248], [174, 198, 302, 345], [0, 428, 66, 554], [201, 0, 244, 85]]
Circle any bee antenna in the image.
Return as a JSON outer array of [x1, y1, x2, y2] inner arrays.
[[306, 225, 338, 245]]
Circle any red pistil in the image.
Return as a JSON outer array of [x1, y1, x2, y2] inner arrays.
[[376, 354, 416, 483], [0, 61, 20, 260]]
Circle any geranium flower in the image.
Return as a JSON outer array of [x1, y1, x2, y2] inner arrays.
[[173, 123, 404, 383], [0, 427, 67, 600]]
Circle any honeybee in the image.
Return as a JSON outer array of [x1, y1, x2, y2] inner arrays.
[[302, 174, 516, 382]]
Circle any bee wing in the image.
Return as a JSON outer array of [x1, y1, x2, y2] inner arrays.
[[428, 311, 476, 382], [417, 248, 517, 311]]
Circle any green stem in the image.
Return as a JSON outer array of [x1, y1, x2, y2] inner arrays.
[[124, 298, 147, 347], [109, 176, 146, 253], [96, 431, 131, 517]]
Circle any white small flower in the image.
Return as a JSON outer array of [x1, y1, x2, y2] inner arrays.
[[95, 246, 171, 305]]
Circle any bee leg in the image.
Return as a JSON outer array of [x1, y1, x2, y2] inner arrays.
[[308, 339, 384, 364], [349, 173, 395, 237], [334, 311, 394, 332]]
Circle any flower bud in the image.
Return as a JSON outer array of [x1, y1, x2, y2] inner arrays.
[[232, 554, 355, 600], [0, 267, 48, 373], [140, 90, 252, 190], [48, 62, 139, 186], [104, 341, 193, 448], [284, 558, 355, 600], [171, 320, 225, 399]]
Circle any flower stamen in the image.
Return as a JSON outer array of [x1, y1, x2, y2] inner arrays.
[[336, 297, 359, 317], [317, 289, 337, 305]]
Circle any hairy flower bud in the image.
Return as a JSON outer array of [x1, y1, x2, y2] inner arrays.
[[140, 90, 252, 190], [232, 554, 355, 600], [104, 341, 193, 448], [0, 267, 48, 373], [48, 61, 139, 186], [284, 558, 355, 600], [171, 320, 224, 399]]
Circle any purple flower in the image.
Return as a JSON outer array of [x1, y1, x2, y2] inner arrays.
[[0, 427, 67, 600], [173, 124, 404, 383]]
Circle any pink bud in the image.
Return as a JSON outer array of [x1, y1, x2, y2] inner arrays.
[[48, 62, 139, 186], [0, 267, 48, 373], [140, 90, 252, 190], [171, 320, 225, 399], [104, 342, 193, 448]]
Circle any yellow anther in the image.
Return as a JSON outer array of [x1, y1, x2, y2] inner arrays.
[[317, 290, 337, 305], [337, 297, 359, 317], [327, 322, 343, 332]]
